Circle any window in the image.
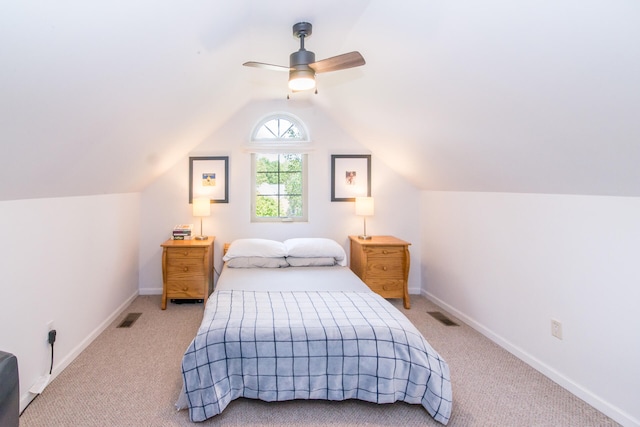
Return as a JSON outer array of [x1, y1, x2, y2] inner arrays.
[[250, 114, 309, 222]]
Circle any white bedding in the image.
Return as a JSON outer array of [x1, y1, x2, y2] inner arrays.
[[178, 264, 453, 425], [215, 264, 371, 292]]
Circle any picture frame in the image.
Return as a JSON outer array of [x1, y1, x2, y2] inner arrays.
[[331, 154, 371, 202], [189, 156, 229, 204]]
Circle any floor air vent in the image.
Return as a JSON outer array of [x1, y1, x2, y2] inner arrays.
[[117, 313, 142, 328], [428, 311, 459, 326]]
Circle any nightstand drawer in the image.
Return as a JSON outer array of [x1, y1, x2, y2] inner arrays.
[[366, 279, 404, 294], [166, 280, 204, 298], [166, 248, 206, 261], [365, 256, 405, 278], [165, 263, 205, 278], [363, 246, 405, 257]]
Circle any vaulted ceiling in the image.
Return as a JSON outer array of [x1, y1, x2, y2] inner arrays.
[[2, 1, 639, 201]]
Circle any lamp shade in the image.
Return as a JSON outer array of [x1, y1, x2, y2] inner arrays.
[[192, 197, 211, 217], [355, 197, 374, 216]]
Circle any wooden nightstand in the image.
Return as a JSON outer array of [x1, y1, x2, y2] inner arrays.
[[160, 238, 215, 310], [349, 235, 411, 309]]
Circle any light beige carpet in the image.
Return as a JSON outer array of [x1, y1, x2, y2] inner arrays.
[[19, 295, 619, 426]]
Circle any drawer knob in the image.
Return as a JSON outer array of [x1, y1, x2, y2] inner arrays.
[[383, 266, 388, 271], [183, 267, 189, 272], [183, 251, 189, 256], [383, 250, 388, 254], [182, 286, 188, 291]]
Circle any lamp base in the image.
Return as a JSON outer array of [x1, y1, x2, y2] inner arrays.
[[357, 235, 372, 240], [195, 235, 208, 240]]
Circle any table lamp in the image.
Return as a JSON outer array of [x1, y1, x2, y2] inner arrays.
[[192, 197, 211, 240], [355, 197, 374, 240]]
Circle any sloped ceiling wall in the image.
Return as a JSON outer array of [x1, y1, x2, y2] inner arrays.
[[1, 1, 639, 201]]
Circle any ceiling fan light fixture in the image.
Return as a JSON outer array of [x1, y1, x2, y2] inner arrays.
[[243, 22, 365, 92], [288, 69, 316, 91]]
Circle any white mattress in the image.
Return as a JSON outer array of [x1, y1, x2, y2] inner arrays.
[[215, 265, 371, 292]]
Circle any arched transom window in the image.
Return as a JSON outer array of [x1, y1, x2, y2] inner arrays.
[[253, 116, 304, 140]]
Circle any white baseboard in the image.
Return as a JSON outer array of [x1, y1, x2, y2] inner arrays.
[[138, 287, 162, 295], [423, 291, 639, 427], [20, 290, 139, 413]]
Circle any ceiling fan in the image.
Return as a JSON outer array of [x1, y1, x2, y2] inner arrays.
[[243, 22, 365, 92]]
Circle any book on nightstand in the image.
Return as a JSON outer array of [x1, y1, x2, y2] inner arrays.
[[172, 224, 194, 240]]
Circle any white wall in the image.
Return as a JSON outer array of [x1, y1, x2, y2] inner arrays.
[[139, 99, 422, 294], [421, 191, 640, 427], [0, 193, 140, 412]]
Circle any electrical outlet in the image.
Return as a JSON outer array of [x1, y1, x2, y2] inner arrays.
[[48, 329, 57, 344], [29, 375, 51, 394], [551, 319, 563, 340]]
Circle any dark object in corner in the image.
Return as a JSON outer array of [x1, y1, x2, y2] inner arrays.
[[0, 350, 19, 427], [428, 311, 459, 326], [171, 299, 204, 304], [117, 313, 142, 328]]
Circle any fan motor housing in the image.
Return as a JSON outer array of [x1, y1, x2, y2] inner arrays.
[[290, 50, 315, 68]]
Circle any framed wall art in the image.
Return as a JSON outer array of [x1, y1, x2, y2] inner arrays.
[[189, 156, 229, 203], [330, 154, 371, 202]]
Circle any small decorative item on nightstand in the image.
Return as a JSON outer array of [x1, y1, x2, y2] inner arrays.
[[349, 235, 411, 309], [160, 238, 215, 310]]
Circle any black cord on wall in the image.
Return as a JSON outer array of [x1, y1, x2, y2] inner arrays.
[[48, 330, 56, 375], [21, 330, 57, 417]]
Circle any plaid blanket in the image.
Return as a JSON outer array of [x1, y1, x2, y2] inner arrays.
[[181, 290, 452, 424]]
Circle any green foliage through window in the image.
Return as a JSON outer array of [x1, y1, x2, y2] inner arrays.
[[255, 153, 303, 217]]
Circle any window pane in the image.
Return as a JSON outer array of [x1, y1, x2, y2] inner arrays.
[[256, 172, 280, 189], [256, 195, 279, 217], [281, 171, 302, 196], [281, 122, 301, 139], [281, 154, 302, 171], [256, 154, 279, 171], [255, 126, 275, 139], [264, 119, 281, 138], [284, 195, 303, 217]]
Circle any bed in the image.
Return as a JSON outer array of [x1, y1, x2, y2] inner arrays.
[[176, 238, 452, 425]]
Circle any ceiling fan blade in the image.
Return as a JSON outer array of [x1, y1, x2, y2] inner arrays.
[[243, 61, 290, 72], [309, 51, 365, 74]]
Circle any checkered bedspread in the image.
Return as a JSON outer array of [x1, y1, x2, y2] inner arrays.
[[181, 290, 452, 424]]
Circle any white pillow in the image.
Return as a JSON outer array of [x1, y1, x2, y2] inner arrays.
[[283, 238, 347, 266], [223, 239, 287, 261], [226, 257, 289, 268], [286, 257, 336, 267]]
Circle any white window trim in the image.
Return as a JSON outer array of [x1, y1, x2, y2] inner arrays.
[[250, 112, 310, 142], [250, 112, 310, 223], [250, 153, 308, 223]]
